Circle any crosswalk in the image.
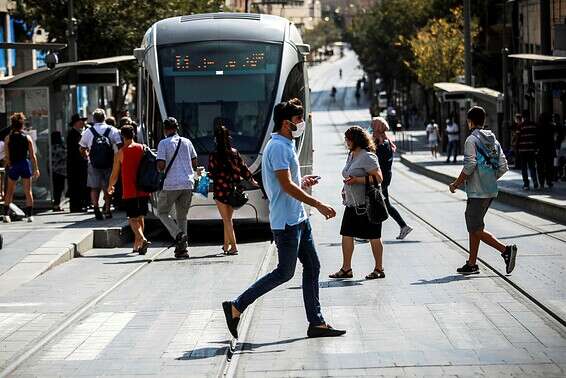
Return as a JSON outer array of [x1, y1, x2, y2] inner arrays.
[[38, 310, 227, 362]]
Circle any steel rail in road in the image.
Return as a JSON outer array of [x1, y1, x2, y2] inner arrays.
[[0, 245, 175, 378], [324, 75, 566, 330]]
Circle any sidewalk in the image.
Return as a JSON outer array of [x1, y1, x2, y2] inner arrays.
[[393, 128, 566, 224], [400, 151, 566, 224], [0, 210, 128, 296]]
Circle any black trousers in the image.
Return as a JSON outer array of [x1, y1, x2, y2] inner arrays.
[[52, 172, 66, 207], [519, 152, 538, 187], [537, 154, 554, 187], [68, 165, 89, 212], [382, 184, 407, 228]]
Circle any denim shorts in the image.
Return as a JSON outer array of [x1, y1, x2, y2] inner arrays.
[[7, 159, 32, 180]]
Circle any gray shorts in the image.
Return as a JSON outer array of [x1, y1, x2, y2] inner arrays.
[[87, 165, 111, 190], [465, 198, 493, 232]]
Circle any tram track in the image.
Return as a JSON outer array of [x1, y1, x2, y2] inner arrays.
[[322, 67, 566, 330], [0, 245, 174, 378]]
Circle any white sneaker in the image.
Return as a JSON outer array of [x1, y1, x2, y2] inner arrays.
[[27, 216, 34, 223], [3, 215, 11, 223], [397, 226, 413, 240]]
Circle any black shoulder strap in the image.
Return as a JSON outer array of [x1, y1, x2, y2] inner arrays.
[[90, 127, 100, 138], [103, 128, 111, 138], [164, 139, 182, 178]]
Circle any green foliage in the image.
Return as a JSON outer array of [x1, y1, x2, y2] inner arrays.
[[302, 20, 342, 52], [346, 0, 432, 90], [404, 7, 479, 88], [15, 0, 224, 111], [16, 0, 224, 61]]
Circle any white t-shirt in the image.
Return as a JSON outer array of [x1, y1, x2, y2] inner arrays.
[[426, 123, 439, 143], [446, 122, 460, 142], [157, 134, 197, 191], [79, 123, 122, 149]]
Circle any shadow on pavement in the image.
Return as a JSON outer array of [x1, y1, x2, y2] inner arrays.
[[411, 275, 496, 285], [383, 240, 422, 245], [176, 337, 306, 360]]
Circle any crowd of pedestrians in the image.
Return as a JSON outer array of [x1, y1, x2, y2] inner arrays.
[[0, 94, 522, 345]]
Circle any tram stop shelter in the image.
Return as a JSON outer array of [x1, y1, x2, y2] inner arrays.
[[433, 82, 504, 151], [0, 55, 135, 208]]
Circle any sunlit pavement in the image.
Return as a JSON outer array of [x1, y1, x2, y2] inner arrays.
[[1, 49, 565, 377]]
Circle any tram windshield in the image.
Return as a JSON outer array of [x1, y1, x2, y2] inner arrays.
[[158, 41, 282, 154]]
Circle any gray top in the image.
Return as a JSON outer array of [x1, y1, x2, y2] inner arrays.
[[342, 150, 380, 207], [463, 128, 508, 198]]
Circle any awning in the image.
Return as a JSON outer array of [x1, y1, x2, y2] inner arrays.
[[0, 55, 135, 88], [433, 82, 502, 104], [508, 53, 566, 62]]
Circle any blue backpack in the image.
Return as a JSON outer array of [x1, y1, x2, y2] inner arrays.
[[475, 140, 500, 194]]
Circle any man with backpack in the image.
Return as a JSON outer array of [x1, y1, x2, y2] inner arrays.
[[449, 106, 518, 275], [156, 117, 198, 259], [79, 108, 122, 220]]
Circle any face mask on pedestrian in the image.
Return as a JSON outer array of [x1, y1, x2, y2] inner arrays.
[[288, 119, 306, 138]]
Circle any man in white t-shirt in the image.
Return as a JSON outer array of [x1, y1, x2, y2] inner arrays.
[[426, 119, 440, 158], [79, 108, 122, 220], [445, 118, 460, 163], [156, 117, 198, 259]]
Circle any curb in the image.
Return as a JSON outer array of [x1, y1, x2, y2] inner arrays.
[[399, 154, 566, 225], [0, 226, 128, 297]]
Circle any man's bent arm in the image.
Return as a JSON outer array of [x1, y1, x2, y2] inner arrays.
[[276, 170, 321, 208]]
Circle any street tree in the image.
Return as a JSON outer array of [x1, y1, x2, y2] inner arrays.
[[15, 0, 224, 115], [346, 0, 431, 102], [403, 7, 479, 88], [302, 19, 342, 58], [402, 7, 479, 115]]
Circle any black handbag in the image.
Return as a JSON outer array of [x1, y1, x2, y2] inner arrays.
[[365, 175, 389, 224], [225, 153, 249, 209], [227, 185, 248, 209]]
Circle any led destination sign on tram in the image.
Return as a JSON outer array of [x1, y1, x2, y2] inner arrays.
[[172, 51, 267, 73]]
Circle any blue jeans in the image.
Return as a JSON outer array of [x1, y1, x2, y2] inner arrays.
[[233, 220, 325, 326], [446, 140, 459, 161]]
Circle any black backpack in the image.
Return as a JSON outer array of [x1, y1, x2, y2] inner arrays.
[[136, 146, 161, 193], [89, 128, 114, 169]]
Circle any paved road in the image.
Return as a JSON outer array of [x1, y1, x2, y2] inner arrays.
[[2, 49, 565, 377]]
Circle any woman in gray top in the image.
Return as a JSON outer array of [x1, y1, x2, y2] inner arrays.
[[329, 126, 385, 280]]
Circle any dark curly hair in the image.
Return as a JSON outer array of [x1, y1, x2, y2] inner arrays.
[[345, 125, 375, 152]]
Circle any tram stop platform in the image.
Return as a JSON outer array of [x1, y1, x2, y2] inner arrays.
[[400, 151, 566, 225], [0, 210, 128, 296]]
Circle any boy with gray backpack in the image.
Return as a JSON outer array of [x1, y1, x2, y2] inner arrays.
[[449, 106, 518, 275], [79, 109, 122, 220]]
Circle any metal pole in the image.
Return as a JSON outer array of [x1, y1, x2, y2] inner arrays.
[[540, 0, 552, 114], [502, 47, 510, 149], [245, 0, 249, 13], [463, 0, 472, 86], [67, 0, 77, 62]]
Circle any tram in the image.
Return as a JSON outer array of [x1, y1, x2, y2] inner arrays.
[[133, 13, 312, 225]]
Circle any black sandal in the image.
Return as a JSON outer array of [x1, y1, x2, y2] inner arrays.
[[226, 250, 238, 255], [365, 269, 385, 280], [329, 268, 353, 279]]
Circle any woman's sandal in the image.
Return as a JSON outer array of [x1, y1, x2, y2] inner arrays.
[[329, 268, 353, 279], [365, 269, 385, 280], [226, 250, 238, 256]]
